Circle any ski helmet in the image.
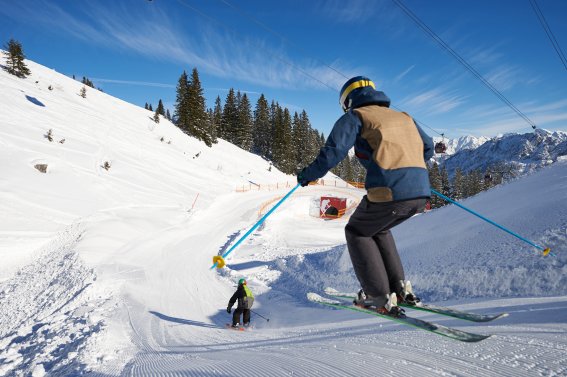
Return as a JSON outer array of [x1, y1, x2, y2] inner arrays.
[[339, 76, 375, 112], [238, 278, 246, 285]]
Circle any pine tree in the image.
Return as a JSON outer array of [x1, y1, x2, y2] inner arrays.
[[252, 94, 271, 159], [221, 88, 238, 143], [144, 103, 149, 110], [81, 76, 94, 88], [2, 39, 31, 78], [212, 96, 222, 144], [272, 103, 285, 169], [428, 163, 443, 208], [80, 86, 87, 98], [281, 108, 294, 173], [174, 71, 190, 132], [156, 99, 165, 116], [187, 68, 212, 146], [452, 168, 465, 200], [440, 166, 450, 198], [351, 156, 366, 182], [292, 112, 310, 171], [470, 169, 483, 197], [153, 110, 160, 123], [207, 108, 217, 144], [237, 93, 253, 151], [166, 109, 171, 121]]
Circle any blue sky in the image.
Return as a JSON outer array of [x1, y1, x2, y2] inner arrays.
[[2, 0, 567, 139]]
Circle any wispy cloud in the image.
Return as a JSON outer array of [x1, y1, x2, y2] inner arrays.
[[484, 65, 527, 92], [318, 0, 378, 23], [393, 65, 415, 83], [400, 87, 468, 115], [92, 78, 175, 88], [452, 98, 567, 135], [1, 0, 344, 91]]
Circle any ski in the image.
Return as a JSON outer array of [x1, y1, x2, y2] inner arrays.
[[324, 287, 508, 323], [308, 292, 491, 343]]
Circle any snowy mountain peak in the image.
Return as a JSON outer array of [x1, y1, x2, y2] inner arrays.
[[442, 128, 567, 176], [432, 135, 490, 155]]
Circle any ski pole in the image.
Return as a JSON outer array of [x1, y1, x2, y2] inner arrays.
[[250, 309, 270, 322], [211, 183, 301, 269], [431, 189, 552, 257]]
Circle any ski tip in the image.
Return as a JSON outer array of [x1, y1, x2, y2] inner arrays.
[[495, 312, 509, 320], [324, 287, 339, 295], [307, 292, 324, 301], [307, 292, 341, 304], [466, 334, 492, 343]]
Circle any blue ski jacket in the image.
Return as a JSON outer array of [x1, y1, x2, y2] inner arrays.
[[301, 88, 434, 202]]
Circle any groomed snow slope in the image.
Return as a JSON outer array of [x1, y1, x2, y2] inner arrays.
[[1, 58, 566, 376]]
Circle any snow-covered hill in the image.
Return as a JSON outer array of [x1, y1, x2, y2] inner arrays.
[[0, 58, 295, 280], [1, 58, 567, 377]]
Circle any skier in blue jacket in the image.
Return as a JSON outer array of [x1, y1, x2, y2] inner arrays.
[[298, 76, 434, 317]]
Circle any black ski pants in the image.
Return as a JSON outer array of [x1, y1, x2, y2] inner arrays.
[[232, 307, 251, 326], [345, 196, 426, 302]]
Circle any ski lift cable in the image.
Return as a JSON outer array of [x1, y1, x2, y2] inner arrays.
[[529, 0, 567, 71], [175, 0, 339, 92], [212, 0, 447, 138], [391, 0, 538, 130]]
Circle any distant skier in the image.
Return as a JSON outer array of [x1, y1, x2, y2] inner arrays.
[[227, 278, 254, 328], [297, 76, 434, 317]]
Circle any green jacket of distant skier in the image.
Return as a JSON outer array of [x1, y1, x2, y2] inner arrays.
[[228, 282, 254, 310]]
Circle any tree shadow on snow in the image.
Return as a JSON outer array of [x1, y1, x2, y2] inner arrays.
[[25, 95, 45, 107], [149, 310, 219, 329]]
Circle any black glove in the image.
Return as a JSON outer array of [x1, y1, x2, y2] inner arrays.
[[227, 307, 231, 314], [297, 168, 310, 187]]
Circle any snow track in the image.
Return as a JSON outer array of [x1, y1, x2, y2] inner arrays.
[[0, 223, 112, 376]]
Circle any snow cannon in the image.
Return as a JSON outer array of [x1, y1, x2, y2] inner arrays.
[[212, 255, 226, 269]]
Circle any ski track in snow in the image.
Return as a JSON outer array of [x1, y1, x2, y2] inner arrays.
[[0, 223, 114, 376]]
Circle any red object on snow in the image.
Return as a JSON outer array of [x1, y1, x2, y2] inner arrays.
[[320, 197, 347, 219]]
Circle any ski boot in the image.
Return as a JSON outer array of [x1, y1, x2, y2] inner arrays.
[[397, 280, 421, 306], [376, 293, 405, 317], [354, 290, 405, 318]]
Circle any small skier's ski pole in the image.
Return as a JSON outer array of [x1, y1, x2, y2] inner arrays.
[[431, 189, 552, 256], [211, 183, 301, 269], [250, 309, 270, 322]]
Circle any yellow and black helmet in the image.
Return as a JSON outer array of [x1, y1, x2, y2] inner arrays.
[[339, 76, 376, 112]]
